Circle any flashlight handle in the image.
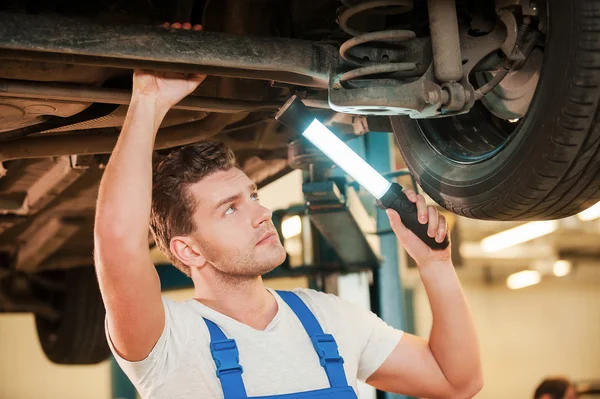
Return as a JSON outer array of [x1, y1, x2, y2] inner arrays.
[[377, 183, 449, 250]]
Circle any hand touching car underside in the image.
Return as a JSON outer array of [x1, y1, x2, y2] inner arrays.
[[133, 22, 206, 111]]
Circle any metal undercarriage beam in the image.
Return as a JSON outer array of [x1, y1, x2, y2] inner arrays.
[[0, 12, 335, 89]]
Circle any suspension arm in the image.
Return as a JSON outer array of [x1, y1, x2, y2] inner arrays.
[[0, 12, 336, 89]]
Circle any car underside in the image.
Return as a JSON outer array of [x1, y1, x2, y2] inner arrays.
[[1, 0, 599, 364]]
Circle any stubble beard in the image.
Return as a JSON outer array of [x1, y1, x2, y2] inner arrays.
[[203, 239, 286, 285]]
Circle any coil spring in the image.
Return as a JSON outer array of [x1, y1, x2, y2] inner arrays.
[[337, 0, 417, 84]]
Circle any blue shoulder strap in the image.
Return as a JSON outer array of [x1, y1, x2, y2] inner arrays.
[[276, 290, 349, 388], [203, 318, 247, 399]]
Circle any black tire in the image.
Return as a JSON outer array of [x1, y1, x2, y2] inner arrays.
[[392, 0, 600, 221], [35, 267, 110, 365]]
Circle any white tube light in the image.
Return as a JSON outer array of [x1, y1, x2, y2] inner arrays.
[[281, 215, 302, 239], [553, 260, 572, 277], [481, 220, 559, 253], [302, 119, 391, 199], [506, 270, 541, 290], [577, 201, 600, 221]]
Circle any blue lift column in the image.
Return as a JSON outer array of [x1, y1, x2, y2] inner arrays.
[[365, 132, 410, 399]]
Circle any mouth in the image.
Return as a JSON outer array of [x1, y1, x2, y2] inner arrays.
[[256, 231, 277, 246]]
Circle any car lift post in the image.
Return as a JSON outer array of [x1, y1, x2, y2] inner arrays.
[[365, 132, 411, 399]]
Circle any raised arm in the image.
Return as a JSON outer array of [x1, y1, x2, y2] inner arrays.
[[366, 190, 483, 399], [94, 65, 205, 361]]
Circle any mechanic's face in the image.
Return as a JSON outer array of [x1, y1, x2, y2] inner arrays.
[[188, 167, 286, 279]]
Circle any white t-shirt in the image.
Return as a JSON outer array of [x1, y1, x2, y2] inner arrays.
[[107, 288, 404, 399]]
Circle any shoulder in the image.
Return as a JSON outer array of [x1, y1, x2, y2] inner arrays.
[[283, 288, 392, 332], [290, 287, 341, 310], [284, 288, 360, 328], [162, 296, 208, 333], [162, 295, 194, 314], [290, 287, 363, 311], [161, 295, 192, 322]]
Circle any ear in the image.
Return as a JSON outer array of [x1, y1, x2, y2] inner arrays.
[[169, 235, 206, 270]]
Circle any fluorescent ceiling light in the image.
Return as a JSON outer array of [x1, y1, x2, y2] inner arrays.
[[281, 215, 302, 239], [577, 201, 600, 221], [507, 270, 541, 290], [481, 220, 559, 253], [302, 119, 391, 199], [553, 260, 572, 277]]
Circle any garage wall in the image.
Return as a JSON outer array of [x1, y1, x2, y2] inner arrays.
[[0, 313, 111, 399], [414, 276, 600, 399]]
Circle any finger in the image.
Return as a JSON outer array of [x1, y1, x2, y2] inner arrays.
[[436, 215, 448, 243], [193, 24, 203, 31], [386, 209, 410, 240], [182, 22, 192, 30], [403, 189, 418, 203], [188, 74, 207, 82], [427, 206, 438, 238], [171, 22, 182, 29], [415, 194, 428, 224]]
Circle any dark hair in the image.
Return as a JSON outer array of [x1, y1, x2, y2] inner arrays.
[[534, 377, 572, 399], [150, 141, 236, 276]]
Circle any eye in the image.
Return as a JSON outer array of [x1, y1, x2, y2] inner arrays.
[[224, 205, 236, 215], [251, 192, 259, 201]]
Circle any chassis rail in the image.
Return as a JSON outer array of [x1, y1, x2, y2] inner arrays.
[[0, 12, 335, 89]]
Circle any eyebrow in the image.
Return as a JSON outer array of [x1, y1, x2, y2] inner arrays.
[[214, 183, 258, 211]]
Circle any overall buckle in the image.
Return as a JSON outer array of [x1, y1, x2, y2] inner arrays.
[[210, 339, 244, 378], [311, 333, 344, 367]]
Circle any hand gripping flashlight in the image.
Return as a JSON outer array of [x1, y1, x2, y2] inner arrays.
[[275, 95, 449, 250]]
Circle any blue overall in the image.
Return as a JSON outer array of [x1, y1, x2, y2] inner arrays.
[[202, 290, 359, 399]]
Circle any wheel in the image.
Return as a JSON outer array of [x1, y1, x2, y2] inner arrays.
[[35, 267, 110, 365], [392, 0, 600, 221]]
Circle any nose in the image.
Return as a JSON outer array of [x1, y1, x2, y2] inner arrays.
[[251, 203, 272, 229]]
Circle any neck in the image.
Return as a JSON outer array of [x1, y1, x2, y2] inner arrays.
[[191, 267, 277, 330]]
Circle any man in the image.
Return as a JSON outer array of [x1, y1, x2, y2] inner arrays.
[[534, 377, 577, 399], [94, 22, 483, 399]]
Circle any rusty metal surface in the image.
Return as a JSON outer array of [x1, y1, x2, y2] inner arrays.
[[0, 97, 92, 134], [441, 82, 467, 111], [0, 12, 335, 89], [496, 0, 539, 16], [344, 36, 433, 80], [459, 24, 508, 81], [428, 0, 463, 82], [498, 10, 519, 58], [329, 69, 442, 117], [475, 48, 542, 119], [339, 30, 417, 66], [337, 0, 414, 37], [16, 217, 80, 273], [339, 62, 417, 83], [0, 113, 246, 162], [0, 102, 119, 143], [0, 157, 86, 216], [330, 0, 508, 117], [337, 0, 419, 84], [0, 79, 283, 114]]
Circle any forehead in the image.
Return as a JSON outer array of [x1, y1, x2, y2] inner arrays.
[[188, 167, 253, 205]]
